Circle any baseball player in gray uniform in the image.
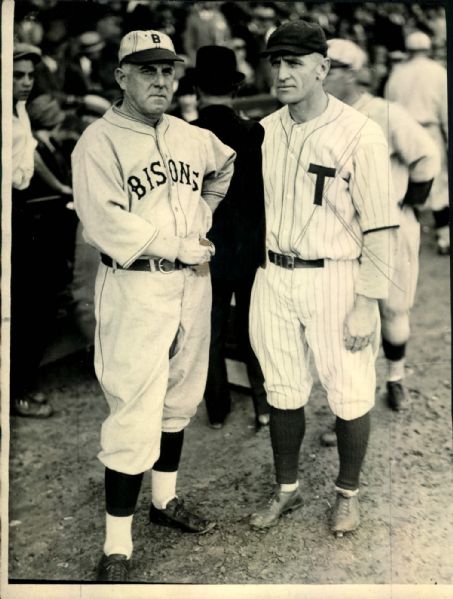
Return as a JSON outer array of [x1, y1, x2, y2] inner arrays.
[[72, 30, 235, 581], [248, 21, 399, 537], [323, 39, 440, 418]]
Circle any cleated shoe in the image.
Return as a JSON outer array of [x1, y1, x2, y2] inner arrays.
[[149, 497, 216, 534], [331, 492, 360, 538], [386, 380, 410, 412], [97, 553, 130, 582], [249, 487, 303, 530], [320, 429, 337, 447]]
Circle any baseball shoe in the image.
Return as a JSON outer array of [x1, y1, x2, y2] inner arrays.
[[386, 380, 410, 412], [255, 413, 270, 431], [330, 492, 360, 538], [11, 396, 53, 418], [209, 422, 224, 430], [437, 243, 450, 255], [249, 487, 303, 530], [149, 497, 216, 534], [96, 553, 130, 582], [320, 425, 337, 447]]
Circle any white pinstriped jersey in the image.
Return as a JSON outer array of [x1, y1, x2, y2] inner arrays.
[[72, 106, 235, 268], [352, 92, 440, 205], [260, 94, 399, 261]]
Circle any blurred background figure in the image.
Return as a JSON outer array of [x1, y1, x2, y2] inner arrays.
[[385, 30, 449, 255], [247, 2, 278, 93], [192, 46, 269, 430], [227, 36, 257, 95], [170, 73, 199, 122], [11, 43, 55, 418], [183, 1, 231, 65]]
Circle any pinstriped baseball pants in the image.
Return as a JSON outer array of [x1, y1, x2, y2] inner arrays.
[[250, 259, 380, 420]]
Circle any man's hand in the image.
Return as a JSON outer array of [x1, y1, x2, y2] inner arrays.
[[343, 295, 378, 352], [177, 236, 215, 265]]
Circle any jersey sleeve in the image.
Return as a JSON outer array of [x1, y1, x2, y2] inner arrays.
[[72, 137, 158, 268], [390, 103, 440, 183], [199, 129, 236, 213], [350, 126, 399, 233]]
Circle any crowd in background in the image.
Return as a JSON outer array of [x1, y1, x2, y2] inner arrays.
[[10, 0, 448, 418]]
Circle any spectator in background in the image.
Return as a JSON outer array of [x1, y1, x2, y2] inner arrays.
[[11, 43, 54, 418], [183, 1, 231, 65], [26, 94, 73, 199], [192, 46, 269, 430], [170, 74, 199, 122], [227, 37, 257, 94], [385, 30, 449, 255], [247, 2, 278, 93]]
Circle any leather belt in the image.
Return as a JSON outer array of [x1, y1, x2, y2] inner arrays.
[[101, 253, 187, 274], [268, 250, 324, 269]]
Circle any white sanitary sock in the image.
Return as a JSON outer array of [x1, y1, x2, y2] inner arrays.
[[151, 470, 178, 509], [280, 481, 299, 493], [103, 513, 133, 559], [387, 358, 405, 382]]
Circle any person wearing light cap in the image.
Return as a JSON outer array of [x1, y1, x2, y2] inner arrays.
[[10, 42, 58, 419], [72, 30, 236, 581], [385, 30, 449, 255], [322, 38, 440, 420], [247, 20, 399, 537]]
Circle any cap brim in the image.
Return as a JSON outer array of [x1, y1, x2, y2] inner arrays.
[[122, 48, 184, 64], [261, 45, 327, 58], [14, 52, 41, 64]]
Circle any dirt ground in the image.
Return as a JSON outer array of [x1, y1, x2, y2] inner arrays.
[[7, 218, 452, 591]]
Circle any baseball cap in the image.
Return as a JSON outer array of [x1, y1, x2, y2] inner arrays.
[[119, 30, 184, 64], [261, 20, 328, 58], [405, 31, 431, 51], [327, 39, 367, 71], [13, 42, 42, 64]]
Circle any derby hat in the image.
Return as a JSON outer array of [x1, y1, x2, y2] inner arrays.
[[194, 46, 245, 95]]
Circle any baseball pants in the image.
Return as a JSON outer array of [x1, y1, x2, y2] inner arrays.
[[250, 258, 380, 420], [94, 263, 211, 475]]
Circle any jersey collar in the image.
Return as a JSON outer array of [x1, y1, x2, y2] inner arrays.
[[103, 104, 170, 136], [280, 93, 345, 138]]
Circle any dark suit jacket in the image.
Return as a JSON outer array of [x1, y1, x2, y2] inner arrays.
[[192, 105, 266, 279]]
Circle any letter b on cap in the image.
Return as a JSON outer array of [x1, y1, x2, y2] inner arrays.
[[151, 34, 161, 44]]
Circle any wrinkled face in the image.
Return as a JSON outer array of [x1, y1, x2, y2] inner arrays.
[[13, 58, 35, 102], [271, 53, 327, 105], [115, 61, 175, 119], [323, 64, 351, 100]]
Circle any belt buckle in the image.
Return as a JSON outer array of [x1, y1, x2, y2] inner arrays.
[[286, 255, 295, 269], [157, 258, 175, 274]]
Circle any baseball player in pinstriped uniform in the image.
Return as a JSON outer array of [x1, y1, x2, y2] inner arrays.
[[248, 21, 399, 536], [72, 30, 235, 581], [323, 39, 440, 420], [385, 31, 449, 255]]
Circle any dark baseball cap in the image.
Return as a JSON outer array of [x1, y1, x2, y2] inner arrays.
[[261, 20, 328, 58]]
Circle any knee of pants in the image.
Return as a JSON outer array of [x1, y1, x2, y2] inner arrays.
[[99, 437, 161, 476], [161, 414, 191, 433], [380, 309, 410, 345]]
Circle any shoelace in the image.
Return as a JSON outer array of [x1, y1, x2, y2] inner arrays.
[[336, 495, 352, 517]]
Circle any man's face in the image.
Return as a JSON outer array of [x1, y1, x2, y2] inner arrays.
[[271, 53, 326, 105], [323, 64, 350, 101], [116, 61, 175, 119], [13, 58, 35, 103]]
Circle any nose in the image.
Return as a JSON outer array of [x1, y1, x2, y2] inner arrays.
[[154, 71, 165, 87], [23, 74, 33, 88], [277, 61, 290, 81]]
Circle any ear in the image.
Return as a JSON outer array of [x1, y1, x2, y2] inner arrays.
[[316, 57, 330, 81], [115, 66, 127, 91]]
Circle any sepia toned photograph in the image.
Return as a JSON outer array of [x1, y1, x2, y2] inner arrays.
[[1, 1, 451, 597]]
